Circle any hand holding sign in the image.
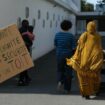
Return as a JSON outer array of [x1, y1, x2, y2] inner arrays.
[[0, 24, 34, 83]]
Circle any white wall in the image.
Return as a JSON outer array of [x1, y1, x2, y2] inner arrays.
[[0, 0, 77, 60], [73, 0, 81, 11], [68, 14, 76, 35], [0, 0, 24, 28]]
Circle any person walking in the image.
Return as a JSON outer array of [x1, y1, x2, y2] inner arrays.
[[67, 21, 103, 99], [54, 20, 76, 93], [17, 19, 32, 86]]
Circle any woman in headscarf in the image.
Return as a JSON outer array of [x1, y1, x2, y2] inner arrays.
[[66, 21, 103, 99]]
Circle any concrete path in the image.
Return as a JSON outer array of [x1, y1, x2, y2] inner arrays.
[[0, 50, 105, 105]]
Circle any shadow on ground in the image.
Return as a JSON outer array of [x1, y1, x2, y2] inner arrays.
[[0, 50, 105, 100]]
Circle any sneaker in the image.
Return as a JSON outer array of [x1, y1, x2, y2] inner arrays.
[[57, 82, 64, 92], [82, 95, 85, 98], [17, 80, 28, 86], [85, 95, 90, 100], [63, 90, 71, 94]]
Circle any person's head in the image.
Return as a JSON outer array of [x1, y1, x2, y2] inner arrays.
[[22, 19, 29, 29], [60, 20, 72, 31], [87, 21, 96, 34]]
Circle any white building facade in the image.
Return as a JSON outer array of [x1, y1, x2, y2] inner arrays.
[[0, 0, 80, 60]]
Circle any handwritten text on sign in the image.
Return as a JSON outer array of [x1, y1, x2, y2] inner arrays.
[[0, 24, 34, 83]]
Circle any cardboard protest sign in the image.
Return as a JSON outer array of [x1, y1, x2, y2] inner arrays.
[[0, 24, 34, 83]]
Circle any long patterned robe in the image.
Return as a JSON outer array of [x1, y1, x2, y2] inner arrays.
[[67, 22, 103, 96]]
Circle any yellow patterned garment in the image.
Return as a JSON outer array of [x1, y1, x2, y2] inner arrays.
[[67, 21, 104, 96]]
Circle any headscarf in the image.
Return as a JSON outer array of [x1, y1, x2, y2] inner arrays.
[[87, 21, 96, 34]]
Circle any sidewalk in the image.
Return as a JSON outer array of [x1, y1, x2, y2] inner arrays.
[[0, 50, 105, 105], [0, 50, 58, 93]]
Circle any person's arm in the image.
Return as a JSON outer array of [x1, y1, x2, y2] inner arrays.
[[72, 35, 77, 54], [22, 35, 32, 47]]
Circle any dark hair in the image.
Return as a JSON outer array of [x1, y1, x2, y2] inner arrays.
[[28, 25, 34, 33], [22, 19, 29, 27], [60, 20, 72, 31]]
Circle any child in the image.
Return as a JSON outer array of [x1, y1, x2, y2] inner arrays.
[[18, 25, 35, 86], [54, 20, 76, 93]]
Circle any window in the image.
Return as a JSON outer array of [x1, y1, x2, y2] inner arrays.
[[38, 10, 41, 19], [25, 7, 29, 18], [32, 18, 36, 28], [17, 17, 21, 28], [46, 11, 49, 20], [53, 13, 55, 21], [43, 19, 45, 28]]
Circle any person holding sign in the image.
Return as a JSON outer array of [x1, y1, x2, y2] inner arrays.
[[17, 19, 33, 86], [0, 24, 34, 83], [22, 25, 35, 55]]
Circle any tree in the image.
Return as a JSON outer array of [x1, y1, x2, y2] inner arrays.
[[81, 0, 94, 11], [81, 0, 87, 11], [85, 3, 94, 11], [97, 0, 105, 4], [102, 0, 105, 3], [97, 0, 105, 14]]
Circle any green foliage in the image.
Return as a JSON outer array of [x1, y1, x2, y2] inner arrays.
[[81, 0, 94, 11], [102, 0, 105, 3]]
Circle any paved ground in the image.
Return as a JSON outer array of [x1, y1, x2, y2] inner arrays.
[[0, 50, 105, 105]]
